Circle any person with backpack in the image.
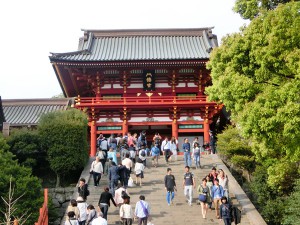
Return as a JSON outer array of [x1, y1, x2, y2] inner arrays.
[[78, 178, 89, 201], [152, 132, 162, 149], [164, 168, 177, 206], [138, 146, 147, 167], [108, 134, 118, 151], [219, 196, 233, 225], [135, 158, 145, 186], [211, 178, 224, 219], [137, 131, 147, 150], [97, 148, 107, 172], [182, 166, 195, 206], [151, 143, 160, 167], [192, 142, 201, 169]]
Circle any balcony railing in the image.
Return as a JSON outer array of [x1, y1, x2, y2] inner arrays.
[[75, 96, 217, 108]]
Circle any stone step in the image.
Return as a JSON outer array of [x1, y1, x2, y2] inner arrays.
[[82, 156, 252, 225]]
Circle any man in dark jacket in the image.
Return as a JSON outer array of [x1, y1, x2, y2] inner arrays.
[[98, 187, 117, 220], [108, 161, 120, 196], [164, 168, 176, 206], [78, 177, 89, 200]]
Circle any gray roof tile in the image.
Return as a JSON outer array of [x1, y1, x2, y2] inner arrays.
[[50, 28, 218, 62], [2, 99, 71, 126]]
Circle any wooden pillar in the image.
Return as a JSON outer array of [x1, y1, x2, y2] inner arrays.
[[204, 119, 210, 144], [122, 107, 128, 136], [123, 120, 128, 136], [172, 106, 178, 138], [90, 121, 97, 157], [172, 119, 178, 138]]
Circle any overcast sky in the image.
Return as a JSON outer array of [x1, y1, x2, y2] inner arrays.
[[0, 0, 247, 99]]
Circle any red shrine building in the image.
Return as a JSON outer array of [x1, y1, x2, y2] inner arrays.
[[49, 28, 222, 156]]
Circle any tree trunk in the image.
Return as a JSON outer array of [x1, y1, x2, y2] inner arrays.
[[56, 173, 61, 187]]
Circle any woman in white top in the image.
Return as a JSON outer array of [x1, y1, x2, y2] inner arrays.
[[90, 157, 103, 187], [169, 136, 178, 162], [135, 158, 145, 186], [218, 169, 229, 199], [114, 184, 130, 207], [119, 197, 134, 225], [76, 197, 88, 225]]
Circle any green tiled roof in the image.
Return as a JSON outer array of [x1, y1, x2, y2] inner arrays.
[[50, 28, 218, 62], [2, 98, 71, 126]]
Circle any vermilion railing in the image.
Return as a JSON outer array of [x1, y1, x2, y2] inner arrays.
[[35, 189, 48, 225], [75, 96, 216, 107]]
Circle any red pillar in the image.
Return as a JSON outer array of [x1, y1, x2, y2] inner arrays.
[[122, 120, 128, 136], [204, 120, 210, 144], [90, 121, 97, 157], [172, 119, 178, 138]]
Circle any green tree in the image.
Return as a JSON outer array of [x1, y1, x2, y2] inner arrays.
[[217, 126, 255, 181], [7, 129, 46, 175], [283, 179, 300, 225], [38, 109, 89, 187], [233, 0, 295, 20], [0, 134, 43, 225], [207, 1, 300, 186]]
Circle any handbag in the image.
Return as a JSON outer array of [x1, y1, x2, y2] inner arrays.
[[199, 194, 207, 202], [139, 201, 149, 216], [89, 170, 94, 174]]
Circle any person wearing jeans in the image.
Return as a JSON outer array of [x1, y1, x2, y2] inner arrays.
[[182, 166, 195, 206], [98, 187, 117, 220], [182, 138, 191, 167], [164, 168, 176, 206]]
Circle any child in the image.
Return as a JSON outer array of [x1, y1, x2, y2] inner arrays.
[[135, 158, 145, 186], [219, 196, 233, 225]]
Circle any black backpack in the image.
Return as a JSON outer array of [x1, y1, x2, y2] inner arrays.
[[140, 150, 146, 157], [154, 137, 161, 145]]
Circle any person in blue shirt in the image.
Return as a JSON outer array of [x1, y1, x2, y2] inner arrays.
[[182, 138, 191, 167], [108, 162, 120, 196], [151, 144, 160, 167], [107, 148, 117, 165], [211, 178, 224, 219]]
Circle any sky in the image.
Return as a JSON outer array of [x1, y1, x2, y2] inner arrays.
[[0, 0, 248, 99]]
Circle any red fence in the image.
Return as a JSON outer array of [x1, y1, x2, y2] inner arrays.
[[35, 189, 48, 225]]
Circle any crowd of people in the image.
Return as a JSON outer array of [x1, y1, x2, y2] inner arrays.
[[65, 130, 240, 225]]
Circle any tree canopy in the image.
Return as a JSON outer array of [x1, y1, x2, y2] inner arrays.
[[0, 134, 43, 225], [233, 0, 296, 20], [38, 109, 89, 187], [207, 2, 300, 191]]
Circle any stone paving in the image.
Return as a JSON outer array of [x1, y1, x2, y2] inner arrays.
[[86, 155, 253, 225]]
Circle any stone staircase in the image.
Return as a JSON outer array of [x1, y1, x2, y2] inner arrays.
[[83, 155, 256, 225]]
